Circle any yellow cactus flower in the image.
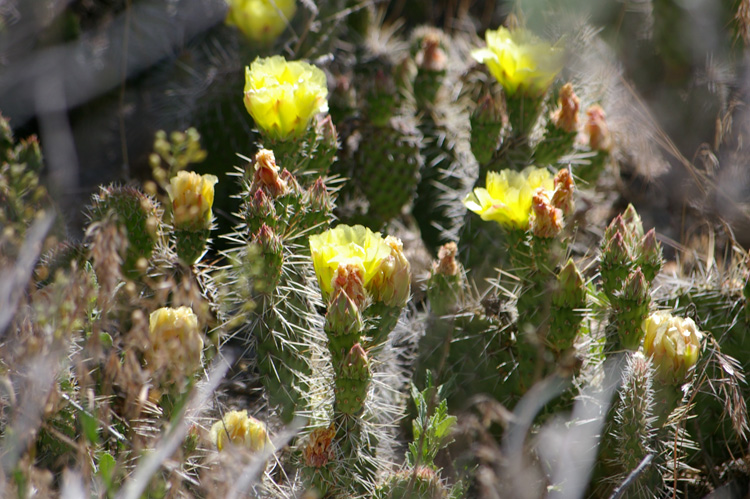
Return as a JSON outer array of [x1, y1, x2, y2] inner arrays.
[[168, 171, 218, 230], [209, 410, 272, 452], [643, 312, 703, 384], [464, 166, 554, 230], [243, 56, 328, 141], [148, 306, 204, 377], [471, 26, 563, 98], [225, 0, 296, 44], [309, 225, 393, 302]]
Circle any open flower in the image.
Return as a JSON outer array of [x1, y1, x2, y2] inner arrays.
[[148, 306, 204, 377], [309, 225, 393, 303], [244, 56, 328, 141], [643, 312, 703, 384], [464, 166, 554, 230], [209, 410, 272, 452], [225, 0, 296, 44], [471, 26, 563, 98], [168, 171, 218, 230]]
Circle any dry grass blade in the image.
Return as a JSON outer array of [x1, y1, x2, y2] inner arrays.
[[116, 354, 233, 499], [0, 212, 54, 335]]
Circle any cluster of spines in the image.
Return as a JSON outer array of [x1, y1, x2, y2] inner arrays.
[[222, 149, 335, 424]]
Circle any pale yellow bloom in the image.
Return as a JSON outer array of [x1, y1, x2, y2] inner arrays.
[[464, 166, 554, 230], [309, 225, 393, 302], [643, 312, 703, 384], [226, 0, 296, 43], [244, 56, 328, 141], [209, 410, 271, 452], [148, 306, 204, 376], [169, 171, 218, 230], [471, 26, 563, 97]]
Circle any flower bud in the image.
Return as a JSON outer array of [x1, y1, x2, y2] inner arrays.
[[530, 188, 563, 238], [225, 0, 296, 44], [416, 31, 447, 73], [325, 289, 365, 338], [209, 409, 272, 452], [553, 258, 586, 309], [637, 229, 663, 282], [643, 312, 703, 384], [551, 167, 575, 215], [369, 236, 411, 308], [249, 188, 276, 221], [621, 204, 644, 241], [585, 105, 612, 152], [308, 177, 332, 213], [148, 306, 204, 378], [251, 149, 288, 197], [550, 83, 580, 133], [622, 268, 648, 303], [303, 425, 336, 468], [331, 260, 367, 309], [433, 241, 459, 277], [169, 171, 218, 230]]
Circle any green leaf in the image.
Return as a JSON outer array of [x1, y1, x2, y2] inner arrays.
[[97, 452, 116, 491], [79, 409, 99, 444]]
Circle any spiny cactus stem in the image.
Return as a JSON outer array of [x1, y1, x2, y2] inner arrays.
[[173, 228, 209, 266], [505, 92, 544, 141]]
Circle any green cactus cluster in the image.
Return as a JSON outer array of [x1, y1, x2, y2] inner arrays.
[[3, 3, 750, 499]]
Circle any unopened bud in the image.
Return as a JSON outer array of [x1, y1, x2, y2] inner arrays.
[[416, 32, 447, 72], [621, 204, 644, 241], [530, 189, 563, 238], [252, 149, 288, 197], [308, 177, 332, 213], [622, 268, 648, 303], [340, 343, 369, 380], [550, 83, 580, 133], [209, 410, 272, 452], [553, 259, 586, 308], [325, 289, 365, 338], [434, 241, 459, 276], [370, 236, 411, 308], [331, 261, 367, 309], [169, 171, 218, 230], [249, 188, 276, 220], [585, 105, 612, 152], [637, 229, 663, 282], [643, 312, 703, 384], [551, 168, 575, 215], [279, 169, 302, 195]]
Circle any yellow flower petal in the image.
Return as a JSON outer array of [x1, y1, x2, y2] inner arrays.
[[472, 26, 562, 97], [244, 56, 328, 141], [225, 0, 296, 44]]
